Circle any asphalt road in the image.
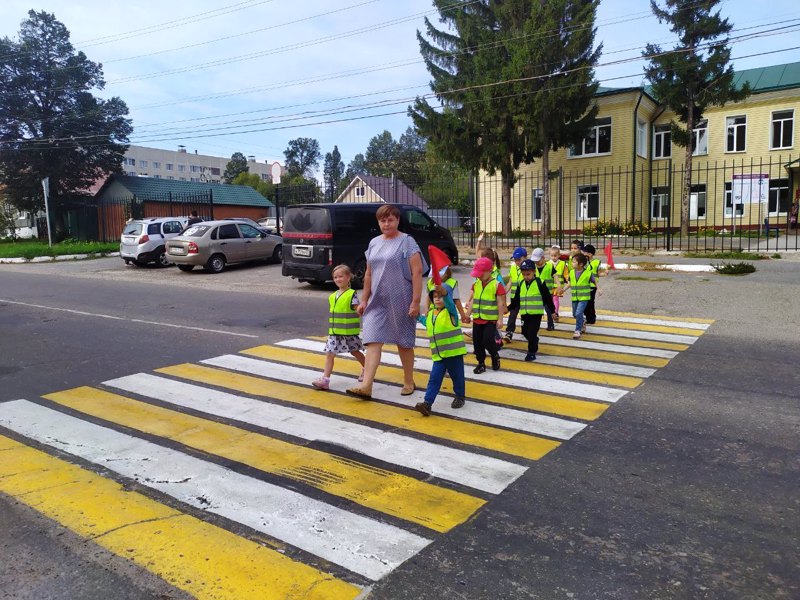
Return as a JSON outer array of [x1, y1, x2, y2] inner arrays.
[[1, 255, 798, 599]]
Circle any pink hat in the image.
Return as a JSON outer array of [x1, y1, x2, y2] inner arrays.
[[471, 256, 494, 277]]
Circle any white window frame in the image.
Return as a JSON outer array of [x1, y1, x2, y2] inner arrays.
[[770, 109, 794, 150], [689, 184, 707, 220], [190, 165, 201, 173], [726, 115, 747, 153], [723, 182, 744, 218], [569, 117, 612, 157], [650, 187, 670, 220], [354, 185, 366, 197], [768, 178, 790, 216], [123, 157, 135, 166], [692, 120, 708, 156], [531, 188, 543, 221], [166, 163, 174, 171], [152, 161, 161, 169], [139, 160, 148, 169], [178, 164, 186, 172], [636, 118, 647, 158], [576, 184, 600, 220], [653, 124, 671, 159]]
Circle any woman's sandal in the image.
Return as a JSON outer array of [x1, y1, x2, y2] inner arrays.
[[400, 384, 416, 396], [346, 387, 372, 400]]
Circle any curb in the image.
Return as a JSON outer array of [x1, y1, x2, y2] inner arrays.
[[0, 252, 120, 264]]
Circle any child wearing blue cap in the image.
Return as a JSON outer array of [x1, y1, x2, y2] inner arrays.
[[503, 246, 527, 343]]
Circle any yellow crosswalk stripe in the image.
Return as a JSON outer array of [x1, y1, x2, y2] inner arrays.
[[539, 329, 689, 351], [242, 345, 610, 420], [157, 362, 561, 461], [531, 342, 670, 367], [43, 386, 485, 533], [556, 318, 703, 337], [0, 436, 361, 600], [401, 343, 642, 389]]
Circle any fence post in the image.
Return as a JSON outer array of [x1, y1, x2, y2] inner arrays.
[[666, 160, 673, 252], [209, 189, 214, 219], [558, 167, 564, 249]]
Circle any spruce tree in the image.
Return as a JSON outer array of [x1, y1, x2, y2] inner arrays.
[[643, 0, 750, 237]]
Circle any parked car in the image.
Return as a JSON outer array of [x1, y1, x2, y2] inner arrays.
[[166, 220, 283, 273], [120, 217, 189, 267], [281, 203, 459, 287], [257, 217, 282, 233]]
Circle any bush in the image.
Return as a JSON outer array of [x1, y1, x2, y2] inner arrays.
[[712, 261, 756, 275], [583, 218, 651, 237], [622, 220, 651, 236]]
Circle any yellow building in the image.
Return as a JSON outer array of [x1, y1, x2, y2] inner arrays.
[[477, 61, 800, 236]]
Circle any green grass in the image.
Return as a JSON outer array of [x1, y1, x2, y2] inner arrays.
[[617, 276, 672, 281], [712, 262, 756, 275], [0, 239, 118, 260], [684, 251, 764, 260]]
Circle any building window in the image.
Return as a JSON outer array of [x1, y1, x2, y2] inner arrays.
[[190, 165, 201, 173], [139, 160, 148, 169], [123, 158, 135, 166], [531, 188, 543, 221], [190, 177, 200, 182], [127, 171, 136, 176], [726, 115, 746, 152], [167, 176, 174, 180], [723, 182, 745, 218], [166, 163, 173, 171], [576, 184, 599, 220], [690, 184, 706, 219], [653, 124, 671, 159], [569, 117, 612, 157], [636, 118, 647, 158], [261, 173, 270, 181], [179, 177, 186, 181], [355, 186, 366, 197], [771, 110, 794, 150], [210, 167, 220, 176], [178, 165, 186, 172], [650, 187, 669, 219], [692, 120, 708, 155], [768, 178, 790, 215], [152, 161, 161, 169]]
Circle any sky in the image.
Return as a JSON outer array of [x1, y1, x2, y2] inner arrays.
[[2, 0, 799, 176]]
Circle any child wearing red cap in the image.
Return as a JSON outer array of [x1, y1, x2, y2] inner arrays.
[[464, 256, 506, 373]]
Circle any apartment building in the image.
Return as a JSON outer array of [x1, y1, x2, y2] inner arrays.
[[122, 145, 284, 185], [478, 61, 800, 234]]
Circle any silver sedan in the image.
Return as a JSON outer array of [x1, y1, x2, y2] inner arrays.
[[166, 220, 283, 273]]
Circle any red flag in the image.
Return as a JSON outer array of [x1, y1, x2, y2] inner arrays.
[[428, 245, 452, 285], [604, 240, 615, 270]]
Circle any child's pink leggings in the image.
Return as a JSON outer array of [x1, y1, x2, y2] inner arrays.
[[553, 294, 560, 315]]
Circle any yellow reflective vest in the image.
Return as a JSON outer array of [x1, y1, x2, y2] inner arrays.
[[426, 309, 466, 361], [569, 269, 593, 302], [328, 288, 360, 336], [472, 278, 500, 321], [517, 279, 544, 315]]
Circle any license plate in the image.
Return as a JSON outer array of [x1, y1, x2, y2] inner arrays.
[[169, 247, 186, 256], [292, 245, 312, 258]]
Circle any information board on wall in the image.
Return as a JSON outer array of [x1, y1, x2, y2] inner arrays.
[[732, 174, 769, 204]]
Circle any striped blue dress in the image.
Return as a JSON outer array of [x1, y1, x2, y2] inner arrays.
[[361, 233, 420, 348]]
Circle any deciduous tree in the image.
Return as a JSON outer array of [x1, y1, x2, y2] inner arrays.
[[0, 10, 132, 214], [643, 0, 749, 237], [223, 152, 249, 183], [283, 137, 321, 179]]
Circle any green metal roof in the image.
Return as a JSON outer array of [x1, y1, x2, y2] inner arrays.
[[101, 175, 274, 207], [733, 61, 800, 93]]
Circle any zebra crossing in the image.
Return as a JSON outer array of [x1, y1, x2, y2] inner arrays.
[[0, 309, 712, 599]]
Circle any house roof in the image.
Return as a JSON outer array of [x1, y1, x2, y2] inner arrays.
[[96, 175, 273, 207], [336, 175, 429, 211], [732, 61, 800, 93]]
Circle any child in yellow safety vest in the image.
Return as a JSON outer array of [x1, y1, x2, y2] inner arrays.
[[424, 265, 468, 323], [414, 284, 467, 416], [507, 259, 555, 361], [581, 244, 602, 327], [531, 247, 558, 331], [562, 253, 601, 339], [312, 264, 366, 390], [502, 246, 527, 343], [548, 245, 566, 322], [465, 256, 506, 373]]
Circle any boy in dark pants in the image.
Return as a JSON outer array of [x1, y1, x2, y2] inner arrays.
[[465, 257, 506, 373], [508, 260, 554, 361]]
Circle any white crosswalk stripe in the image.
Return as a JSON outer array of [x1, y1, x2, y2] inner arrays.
[[105, 372, 527, 494], [278, 339, 629, 403]]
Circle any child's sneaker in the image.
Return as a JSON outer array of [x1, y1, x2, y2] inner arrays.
[[358, 368, 365, 382], [415, 402, 432, 416], [451, 396, 465, 409], [581, 323, 587, 333], [504, 331, 513, 343], [524, 353, 536, 362], [546, 325, 555, 331], [473, 364, 486, 374], [312, 377, 330, 390], [573, 331, 581, 339], [491, 355, 501, 371], [553, 314, 560, 322]]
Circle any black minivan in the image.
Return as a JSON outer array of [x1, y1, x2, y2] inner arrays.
[[281, 203, 459, 286]]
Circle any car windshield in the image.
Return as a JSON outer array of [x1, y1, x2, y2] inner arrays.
[[183, 225, 210, 237], [122, 222, 143, 235], [226, 218, 260, 228]]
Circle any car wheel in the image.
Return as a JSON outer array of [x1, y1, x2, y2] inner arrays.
[[156, 248, 171, 268], [352, 259, 367, 289], [272, 244, 283, 263], [177, 265, 194, 272], [205, 254, 226, 273]]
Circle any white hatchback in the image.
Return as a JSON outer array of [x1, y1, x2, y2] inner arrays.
[[120, 217, 188, 267]]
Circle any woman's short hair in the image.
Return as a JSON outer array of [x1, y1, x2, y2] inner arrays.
[[375, 204, 401, 221]]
